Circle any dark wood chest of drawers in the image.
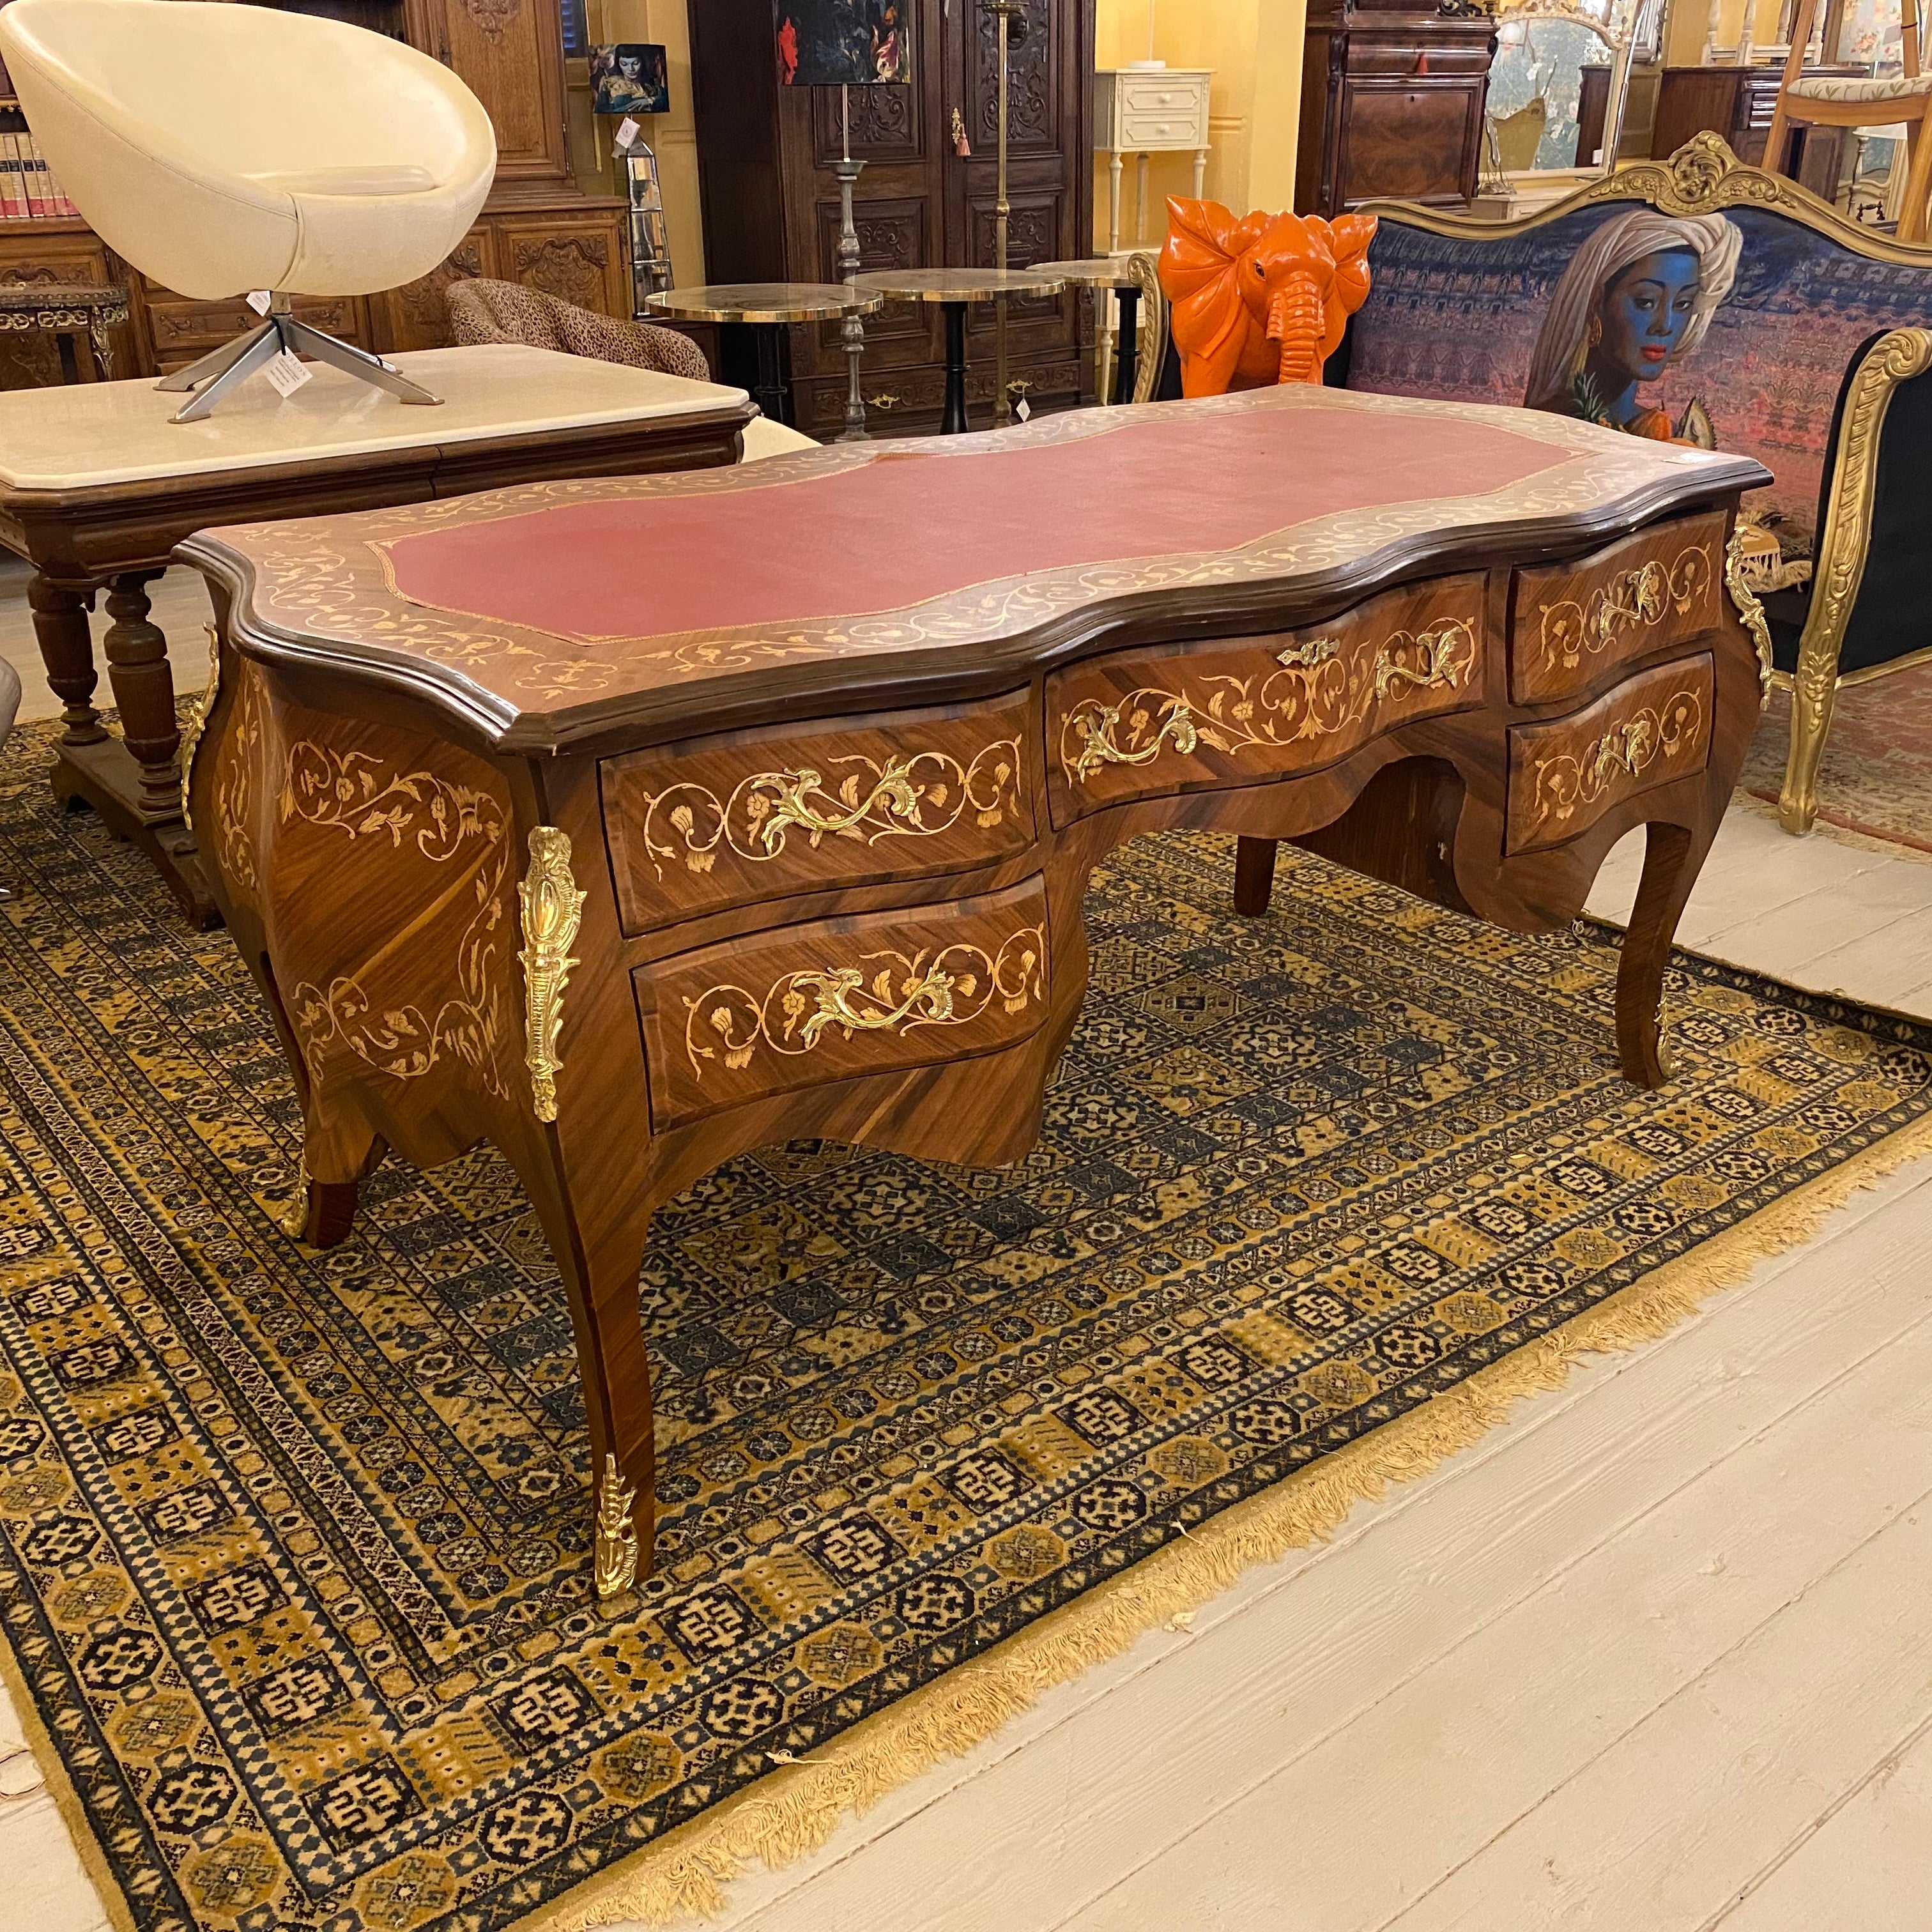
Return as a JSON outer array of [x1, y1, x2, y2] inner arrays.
[[1296, 0, 1499, 215]]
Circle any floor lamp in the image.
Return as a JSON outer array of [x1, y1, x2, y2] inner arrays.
[[778, 3, 913, 441]]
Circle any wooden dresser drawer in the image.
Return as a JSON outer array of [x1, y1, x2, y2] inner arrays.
[[1506, 654, 1713, 855], [636, 877, 1051, 1130], [601, 691, 1036, 935], [1508, 510, 1725, 705], [1116, 73, 1211, 118], [1046, 575, 1486, 827]]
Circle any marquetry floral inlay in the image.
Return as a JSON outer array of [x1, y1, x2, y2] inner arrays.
[[280, 746, 512, 1099], [636, 740, 1024, 880], [1529, 684, 1706, 831], [1059, 617, 1479, 785], [685, 927, 1047, 1078], [1537, 544, 1712, 674]]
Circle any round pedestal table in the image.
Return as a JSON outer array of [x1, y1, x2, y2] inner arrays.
[[1034, 257, 1158, 405], [646, 283, 884, 429], [852, 268, 1068, 433]]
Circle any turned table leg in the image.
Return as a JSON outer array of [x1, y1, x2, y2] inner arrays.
[[1616, 820, 1699, 1088], [1234, 836, 1278, 916], [28, 573, 105, 749], [103, 570, 183, 822]]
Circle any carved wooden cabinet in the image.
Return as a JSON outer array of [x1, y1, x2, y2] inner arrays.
[[367, 200, 632, 354], [1296, 0, 1498, 215], [689, 0, 1096, 438]]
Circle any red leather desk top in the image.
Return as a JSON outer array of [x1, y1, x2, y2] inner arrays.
[[184, 387, 1766, 749]]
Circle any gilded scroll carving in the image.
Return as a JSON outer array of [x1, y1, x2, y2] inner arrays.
[[635, 741, 1023, 880], [1059, 617, 1478, 785], [518, 827, 585, 1124], [594, 1453, 640, 1601], [1529, 685, 1706, 831], [178, 624, 222, 829], [685, 927, 1047, 1079], [282, 748, 512, 1099], [1722, 526, 1775, 706], [1536, 544, 1712, 674]]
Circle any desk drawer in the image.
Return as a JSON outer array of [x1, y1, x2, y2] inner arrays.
[[1508, 511, 1725, 705], [636, 877, 1050, 1130], [1506, 654, 1713, 855], [601, 690, 1036, 935], [1046, 576, 1486, 827]]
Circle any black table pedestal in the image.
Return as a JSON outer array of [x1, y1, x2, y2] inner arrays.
[[940, 302, 970, 435], [1112, 287, 1142, 406], [722, 321, 794, 427]]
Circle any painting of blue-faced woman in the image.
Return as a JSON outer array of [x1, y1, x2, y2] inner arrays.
[[1523, 209, 1742, 447]]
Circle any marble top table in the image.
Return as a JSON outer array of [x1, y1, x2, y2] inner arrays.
[[854, 268, 1069, 433], [0, 342, 753, 921], [648, 283, 882, 428], [0, 282, 131, 384]]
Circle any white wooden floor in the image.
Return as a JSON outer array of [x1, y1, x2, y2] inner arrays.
[[2, 592, 1929, 1932]]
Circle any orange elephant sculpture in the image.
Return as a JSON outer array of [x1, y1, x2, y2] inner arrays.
[[1158, 198, 1378, 397]]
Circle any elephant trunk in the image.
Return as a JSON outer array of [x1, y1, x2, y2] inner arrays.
[[1266, 279, 1326, 385]]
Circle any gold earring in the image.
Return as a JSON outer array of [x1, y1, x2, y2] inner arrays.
[[1586, 314, 1604, 348]]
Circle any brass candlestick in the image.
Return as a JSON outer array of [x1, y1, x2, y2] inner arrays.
[[986, 0, 1029, 426]]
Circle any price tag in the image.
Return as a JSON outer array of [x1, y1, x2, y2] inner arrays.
[[260, 348, 312, 398], [615, 118, 641, 150], [1015, 396, 1032, 423], [245, 289, 272, 316]]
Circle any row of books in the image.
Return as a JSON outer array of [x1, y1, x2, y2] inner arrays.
[[0, 132, 79, 220]]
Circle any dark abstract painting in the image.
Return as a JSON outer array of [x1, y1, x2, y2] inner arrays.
[[776, 0, 910, 86]]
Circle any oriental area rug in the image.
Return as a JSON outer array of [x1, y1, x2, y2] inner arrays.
[[4, 721, 1932, 1932], [1739, 664, 1932, 861]]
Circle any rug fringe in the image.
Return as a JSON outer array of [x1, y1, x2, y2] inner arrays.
[[527, 1106, 1932, 1932]]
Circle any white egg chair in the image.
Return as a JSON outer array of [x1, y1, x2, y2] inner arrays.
[[0, 0, 496, 420]]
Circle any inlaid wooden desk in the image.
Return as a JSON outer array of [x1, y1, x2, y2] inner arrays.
[[179, 389, 1772, 1594], [0, 344, 754, 921]]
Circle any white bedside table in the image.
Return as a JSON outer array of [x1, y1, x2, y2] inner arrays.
[[1096, 66, 1214, 250]]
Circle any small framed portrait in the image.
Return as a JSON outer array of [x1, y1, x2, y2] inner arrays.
[[590, 43, 670, 116]]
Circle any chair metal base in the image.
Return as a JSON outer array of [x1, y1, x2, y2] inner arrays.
[[155, 305, 443, 423]]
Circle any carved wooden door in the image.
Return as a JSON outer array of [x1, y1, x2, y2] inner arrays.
[[406, 0, 571, 190], [944, 0, 1086, 412]]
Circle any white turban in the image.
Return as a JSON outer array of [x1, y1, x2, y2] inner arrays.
[[1524, 209, 1743, 415]]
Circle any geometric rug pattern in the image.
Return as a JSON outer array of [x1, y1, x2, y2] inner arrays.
[[3, 723, 1930, 1931]]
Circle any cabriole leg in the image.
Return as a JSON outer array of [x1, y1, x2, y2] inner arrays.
[[1616, 820, 1699, 1088]]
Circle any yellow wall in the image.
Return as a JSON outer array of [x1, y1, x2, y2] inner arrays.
[[1094, 0, 1308, 250], [588, 0, 707, 286]]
